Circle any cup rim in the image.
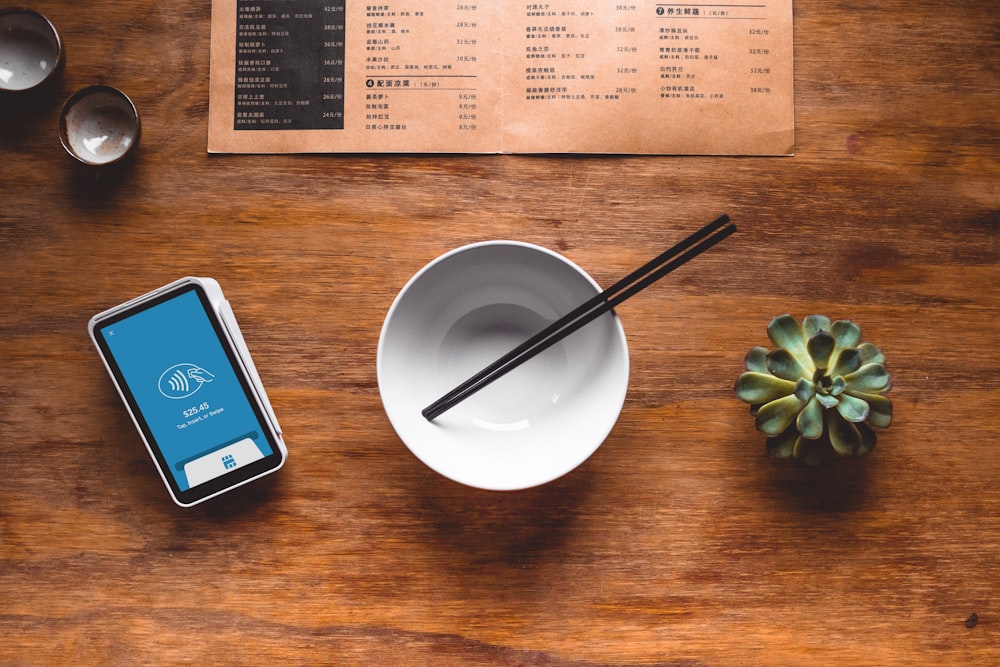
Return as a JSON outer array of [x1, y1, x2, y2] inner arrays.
[[0, 7, 65, 93], [58, 85, 142, 166]]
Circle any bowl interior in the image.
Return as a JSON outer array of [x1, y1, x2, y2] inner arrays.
[[378, 241, 629, 490], [60, 87, 140, 165], [0, 10, 61, 92]]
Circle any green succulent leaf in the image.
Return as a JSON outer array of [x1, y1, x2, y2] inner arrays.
[[858, 342, 886, 365], [831, 347, 863, 377], [829, 411, 862, 455], [855, 421, 878, 456], [836, 392, 870, 423], [735, 372, 797, 404], [817, 393, 840, 409], [847, 390, 893, 427], [792, 434, 827, 466], [737, 315, 888, 465], [765, 425, 797, 458], [793, 377, 815, 402], [843, 363, 891, 393], [767, 315, 814, 372], [796, 395, 825, 439], [831, 319, 862, 350], [807, 330, 836, 370], [756, 394, 807, 436], [766, 349, 811, 382], [744, 346, 770, 373], [802, 315, 832, 339]]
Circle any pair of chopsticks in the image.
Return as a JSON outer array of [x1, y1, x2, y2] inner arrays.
[[422, 214, 737, 421]]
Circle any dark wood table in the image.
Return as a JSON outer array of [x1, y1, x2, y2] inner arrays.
[[2, 1, 997, 664]]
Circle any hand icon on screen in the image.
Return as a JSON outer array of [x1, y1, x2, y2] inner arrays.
[[158, 363, 215, 399], [187, 366, 215, 385]]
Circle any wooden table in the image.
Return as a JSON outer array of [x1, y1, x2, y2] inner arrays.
[[2, 1, 997, 664]]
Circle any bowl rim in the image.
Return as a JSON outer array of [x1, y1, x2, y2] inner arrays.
[[0, 8, 65, 93], [376, 239, 630, 490]]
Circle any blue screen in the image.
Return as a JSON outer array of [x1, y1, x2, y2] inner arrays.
[[98, 289, 273, 491]]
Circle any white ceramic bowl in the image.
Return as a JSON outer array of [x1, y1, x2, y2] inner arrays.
[[377, 241, 629, 490]]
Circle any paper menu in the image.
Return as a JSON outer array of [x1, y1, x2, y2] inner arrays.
[[208, 1, 793, 155]]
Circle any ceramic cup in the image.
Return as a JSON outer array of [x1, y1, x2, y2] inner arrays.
[[377, 241, 630, 490], [0, 8, 63, 93], [59, 85, 141, 165]]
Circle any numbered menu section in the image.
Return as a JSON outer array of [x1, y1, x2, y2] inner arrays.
[[234, 1, 345, 130], [351, 3, 503, 151]]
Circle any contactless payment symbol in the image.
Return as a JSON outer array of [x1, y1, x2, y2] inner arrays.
[[158, 363, 215, 399]]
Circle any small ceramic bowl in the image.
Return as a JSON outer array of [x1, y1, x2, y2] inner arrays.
[[0, 8, 63, 93], [377, 241, 629, 491], [59, 85, 140, 165]]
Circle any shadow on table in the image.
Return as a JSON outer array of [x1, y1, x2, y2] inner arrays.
[[410, 462, 600, 566], [64, 157, 140, 202], [201, 472, 287, 518], [2, 87, 140, 201], [0, 86, 61, 147], [765, 456, 874, 514]]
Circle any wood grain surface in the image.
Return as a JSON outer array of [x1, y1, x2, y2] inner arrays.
[[2, 1, 998, 665]]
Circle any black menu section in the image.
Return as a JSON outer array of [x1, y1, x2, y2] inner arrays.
[[234, 1, 346, 130]]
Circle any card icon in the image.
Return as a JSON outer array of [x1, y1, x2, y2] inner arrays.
[[158, 363, 215, 399]]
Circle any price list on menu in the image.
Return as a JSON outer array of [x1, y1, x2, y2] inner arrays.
[[210, 0, 794, 154], [233, 1, 345, 130]]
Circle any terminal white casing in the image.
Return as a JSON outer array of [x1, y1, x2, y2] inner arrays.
[[88, 276, 287, 506]]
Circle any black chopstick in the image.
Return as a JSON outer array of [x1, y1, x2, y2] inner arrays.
[[422, 214, 736, 421]]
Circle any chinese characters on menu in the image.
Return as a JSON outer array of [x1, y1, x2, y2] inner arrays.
[[208, 1, 793, 154]]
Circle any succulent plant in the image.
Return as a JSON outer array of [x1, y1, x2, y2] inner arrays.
[[735, 315, 892, 466]]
